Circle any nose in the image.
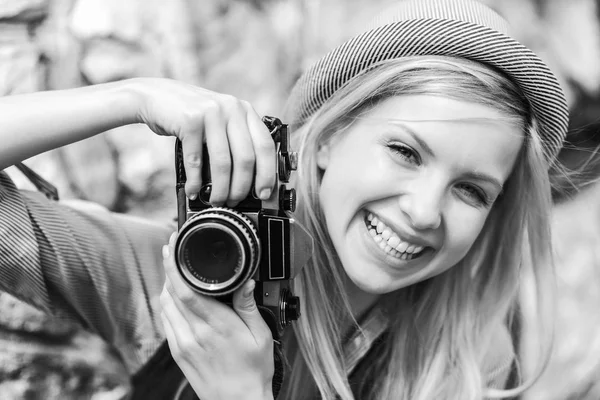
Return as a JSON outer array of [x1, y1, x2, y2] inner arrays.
[[397, 179, 443, 231]]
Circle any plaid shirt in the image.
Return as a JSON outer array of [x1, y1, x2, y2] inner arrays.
[[0, 171, 172, 374]]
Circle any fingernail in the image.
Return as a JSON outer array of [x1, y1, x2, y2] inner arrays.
[[169, 232, 177, 244], [189, 193, 197, 200], [162, 245, 169, 259], [243, 280, 256, 299], [259, 188, 271, 200]]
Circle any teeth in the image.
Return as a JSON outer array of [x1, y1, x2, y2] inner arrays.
[[396, 241, 408, 253], [365, 212, 427, 259], [387, 236, 401, 248]]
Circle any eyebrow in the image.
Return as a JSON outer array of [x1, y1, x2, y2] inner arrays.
[[391, 122, 436, 158], [462, 171, 504, 193], [389, 121, 505, 192]]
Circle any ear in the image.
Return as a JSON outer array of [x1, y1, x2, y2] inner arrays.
[[316, 142, 331, 170]]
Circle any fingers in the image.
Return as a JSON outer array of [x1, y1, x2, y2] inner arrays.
[[163, 231, 271, 342], [203, 109, 231, 206], [226, 108, 256, 207], [222, 101, 275, 206], [180, 100, 275, 206], [162, 234, 214, 319], [162, 232, 201, 309], [245, 106, 276, 200], [181, 134, 204, 199], [162, 233, 231, 327], [232, 279, 271, 343], [161, 309, 184, 360], [161, 292, 196, 360]]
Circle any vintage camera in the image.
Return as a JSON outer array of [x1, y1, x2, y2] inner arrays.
[[173, 116, 312, 337]]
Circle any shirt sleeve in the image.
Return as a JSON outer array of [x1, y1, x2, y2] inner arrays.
[[0, 171, 174, 373]]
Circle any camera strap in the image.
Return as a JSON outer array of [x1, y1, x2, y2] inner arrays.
[[13, 162, 60, 201]]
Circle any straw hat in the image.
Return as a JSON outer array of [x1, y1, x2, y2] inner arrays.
[[287, 0, 568, 163]]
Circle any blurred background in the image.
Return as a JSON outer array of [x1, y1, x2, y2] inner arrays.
[[2, 0, 600, 398]]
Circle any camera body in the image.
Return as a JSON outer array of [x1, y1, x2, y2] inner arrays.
[[173, 116, 311, 337]]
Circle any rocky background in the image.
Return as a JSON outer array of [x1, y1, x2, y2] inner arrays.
[[1, 0, 600, 398]]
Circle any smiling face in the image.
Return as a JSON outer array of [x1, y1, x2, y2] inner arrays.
[[316, 95, 524, 296]]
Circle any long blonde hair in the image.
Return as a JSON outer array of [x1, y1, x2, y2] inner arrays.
[[281, 56, 556, 400]]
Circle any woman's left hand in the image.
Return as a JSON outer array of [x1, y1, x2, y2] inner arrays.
[[160, 233, 275, 400]]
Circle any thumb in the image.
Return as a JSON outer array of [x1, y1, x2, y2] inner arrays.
[[232, 279, 264, 333]]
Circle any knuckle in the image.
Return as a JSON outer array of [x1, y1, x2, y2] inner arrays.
[[184, 153, 202, 169], [204, 99, 222, 115], [220, 94, 242, 109], [235, 302, 253, 314], [242, 100, 261, 116], [237, 153, 256, 169], [191, 323, 207, 344], [240, 99, 252, 111], [180, 107, 202, 125], [178, 335, 197, 355], [178, 290, 197, 307]]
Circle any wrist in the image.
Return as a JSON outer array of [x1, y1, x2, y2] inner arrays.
[[112, 77, 150, 126]]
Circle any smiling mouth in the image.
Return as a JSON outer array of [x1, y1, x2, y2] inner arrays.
[[364, 212, 428, 261]]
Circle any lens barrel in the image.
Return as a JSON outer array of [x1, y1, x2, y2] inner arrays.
[[175, 208, 260, 296]]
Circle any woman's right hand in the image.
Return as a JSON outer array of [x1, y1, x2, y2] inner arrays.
[[130, 77, 276, 206]]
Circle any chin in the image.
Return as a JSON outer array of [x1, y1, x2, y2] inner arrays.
[[345, 265, 406, 294]]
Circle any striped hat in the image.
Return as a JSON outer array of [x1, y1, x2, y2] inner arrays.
[[287, 0, 569, 163]]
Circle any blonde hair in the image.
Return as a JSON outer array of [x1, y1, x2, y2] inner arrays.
[[281, 56, 556, 400]]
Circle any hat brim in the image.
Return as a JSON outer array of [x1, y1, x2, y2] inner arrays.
[[287, 18, 568, 162]]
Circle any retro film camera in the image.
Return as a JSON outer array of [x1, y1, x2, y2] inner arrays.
[[173, 116, 311, 338]]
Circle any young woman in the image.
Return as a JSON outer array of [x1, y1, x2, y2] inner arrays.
[[0, 0, 569, 399]]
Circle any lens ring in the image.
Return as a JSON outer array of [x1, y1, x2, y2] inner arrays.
[[175, 208, 260, 295]]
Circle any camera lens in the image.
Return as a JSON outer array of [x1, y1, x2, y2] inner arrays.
[[184, 225, 243, 282], [175, 209, 260, 296]]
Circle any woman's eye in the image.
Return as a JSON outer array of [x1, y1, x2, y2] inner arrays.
[[388, 143, 419, 164], [456, 184, 490, 206]]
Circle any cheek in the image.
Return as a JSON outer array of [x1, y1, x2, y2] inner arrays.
[[444, 206, 489, 258], [318, 160, 371, 248], [323, 151, 391, 201]]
